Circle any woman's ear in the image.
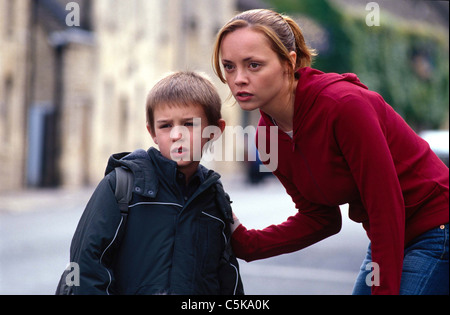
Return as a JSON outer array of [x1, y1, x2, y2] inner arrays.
[[289, 51, 297, 70]]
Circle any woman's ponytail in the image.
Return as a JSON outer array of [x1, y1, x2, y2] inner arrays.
[[283, 16, 317, 70]]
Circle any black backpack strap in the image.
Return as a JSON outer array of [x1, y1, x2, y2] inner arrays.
[[115, 166, 134, 222]]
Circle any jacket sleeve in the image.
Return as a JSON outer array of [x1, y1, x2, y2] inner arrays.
[[69, 172, 123, 295], [332, 94, 405, 295], [231, 173, 342, 262]]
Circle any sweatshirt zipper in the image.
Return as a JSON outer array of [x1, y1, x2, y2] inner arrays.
[[271, 116, 296, 152]]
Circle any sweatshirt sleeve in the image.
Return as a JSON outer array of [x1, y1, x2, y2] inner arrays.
[[332, 94, 405, 295], [69, 173, 123, 295], [231, 173, 342, 262]]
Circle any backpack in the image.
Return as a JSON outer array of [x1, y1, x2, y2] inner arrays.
[[55, 167, 239, 294], [55, 167, 134, 295]]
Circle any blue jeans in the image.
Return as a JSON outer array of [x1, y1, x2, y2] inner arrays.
[[352, 224, 449, 295]]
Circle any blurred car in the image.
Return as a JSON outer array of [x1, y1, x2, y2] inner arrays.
[[419, 130, 449, 167]]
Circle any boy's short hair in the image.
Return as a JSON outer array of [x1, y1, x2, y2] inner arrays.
[[146, 71, 222, 134]]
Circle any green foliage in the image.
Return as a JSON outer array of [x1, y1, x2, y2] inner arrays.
[[265, 0, 449, 130], [267, 0, 352, 72]]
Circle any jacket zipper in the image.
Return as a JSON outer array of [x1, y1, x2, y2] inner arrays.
[[201, 211, 239, 295], [201, 211, 227, 245], [99, 216, 124, 295], [182, 175, 219, 212]]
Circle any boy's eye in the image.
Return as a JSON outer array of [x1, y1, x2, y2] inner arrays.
[[184, 122, 194, 127], [159, 124, 171, 129]]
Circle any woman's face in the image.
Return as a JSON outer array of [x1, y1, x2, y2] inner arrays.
[[220, 27, 292, 112]]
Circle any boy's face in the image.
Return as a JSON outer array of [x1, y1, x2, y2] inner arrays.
[[148, 103, 219, 176]]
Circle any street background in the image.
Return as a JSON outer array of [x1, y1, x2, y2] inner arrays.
[[0, 175, 369, 295], [0, 0, 446, 296]]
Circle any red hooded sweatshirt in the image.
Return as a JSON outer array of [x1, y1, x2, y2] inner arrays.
[[231, 67, 449, 295]]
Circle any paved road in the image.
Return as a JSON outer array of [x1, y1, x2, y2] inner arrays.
[[0, 177, 369, 295], [229, 179, 369, 295]]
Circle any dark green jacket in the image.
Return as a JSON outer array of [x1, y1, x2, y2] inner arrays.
[[69, 148, 244, 295]]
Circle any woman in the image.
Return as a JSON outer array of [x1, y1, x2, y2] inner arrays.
[[213, 9, 449, 295]]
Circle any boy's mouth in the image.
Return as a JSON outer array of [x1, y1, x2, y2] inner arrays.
[[171, 146, 187, 155]]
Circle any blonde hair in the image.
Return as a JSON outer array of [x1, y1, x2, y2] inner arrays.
[[213, 9, 316, 85], [146, 71, 222, 134]]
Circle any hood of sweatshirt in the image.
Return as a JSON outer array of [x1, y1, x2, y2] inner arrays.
[[295, 67, 368, 134], [260, 67, 368, 137]]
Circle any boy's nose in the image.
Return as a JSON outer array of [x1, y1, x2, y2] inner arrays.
[[170, 125, 187, 141]]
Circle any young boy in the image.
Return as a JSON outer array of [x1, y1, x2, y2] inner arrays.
[[59, 71, 244, 295]]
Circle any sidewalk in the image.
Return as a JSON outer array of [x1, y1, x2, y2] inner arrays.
[[0, 186, 95, 214], [0, 173, 276, 215]]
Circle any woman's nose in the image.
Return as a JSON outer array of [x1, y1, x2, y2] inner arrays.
[[234, 69, 248, 86]]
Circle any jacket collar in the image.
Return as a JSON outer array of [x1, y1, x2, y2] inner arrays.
[[105, 148, 159, 198], [105, 147, 219, 199]]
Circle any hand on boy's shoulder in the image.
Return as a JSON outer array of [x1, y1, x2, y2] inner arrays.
[[230, 212, 241, 233]]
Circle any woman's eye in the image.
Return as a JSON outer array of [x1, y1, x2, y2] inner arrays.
[[249, 62, 261, 70], [223, 63, 234, 72]]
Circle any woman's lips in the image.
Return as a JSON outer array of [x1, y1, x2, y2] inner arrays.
[[236, 91, 254, 102]]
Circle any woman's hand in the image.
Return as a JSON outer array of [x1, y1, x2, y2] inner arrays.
[[230, 211, 241, 233]]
